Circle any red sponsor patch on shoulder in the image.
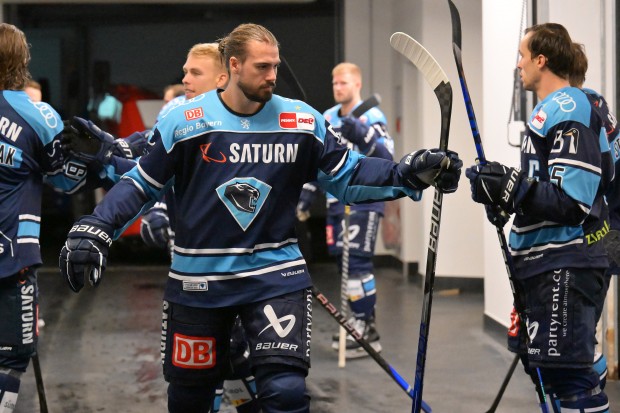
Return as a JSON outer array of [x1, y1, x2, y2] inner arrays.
[[185, 107, 204, 121], [279, 112, 315, 130]]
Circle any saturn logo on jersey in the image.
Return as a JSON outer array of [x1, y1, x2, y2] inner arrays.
[[172, 333, 216, 369], [200, 143, 227, 163], [279, 112, 315, 131]]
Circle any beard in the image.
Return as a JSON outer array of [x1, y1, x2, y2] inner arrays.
[[238, 79, 275, 103]]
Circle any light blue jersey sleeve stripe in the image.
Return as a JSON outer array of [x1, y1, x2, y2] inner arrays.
[[17, 221, 40, 238], [345, 184, 421, 202], [553, 166, 599, 207]]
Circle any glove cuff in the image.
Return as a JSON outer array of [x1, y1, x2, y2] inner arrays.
[[68, 217, 114, 247], [499, 169, 528, 214]]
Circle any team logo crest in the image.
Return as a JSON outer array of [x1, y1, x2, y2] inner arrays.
[[216, 177, 271, 231]]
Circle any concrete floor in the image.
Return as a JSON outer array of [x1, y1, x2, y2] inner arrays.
[[13, 259, 620, 412]]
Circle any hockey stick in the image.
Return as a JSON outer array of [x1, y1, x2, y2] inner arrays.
[[311, 286, 432, 413], [338, 204, 351, 367], [32, 352, 49, 413], [351, 93, 382, 118], [278, 55, 307, 101], [389, 32, 452, 413], [485, 353, 520, 413], [445, 2, 549, 412], [338, 94, 381, 365]]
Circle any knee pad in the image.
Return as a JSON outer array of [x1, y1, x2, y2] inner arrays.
[[347, 274, 376, 319], [255, 365, 309, 413], [167, 381, 217, 413], [543, 367, 600, 402], [560, 389, 609, 412], [0, 368, 21, 413]]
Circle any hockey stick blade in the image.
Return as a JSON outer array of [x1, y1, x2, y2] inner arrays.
[[311, 286, 432, 413], [390, 32, 452, 151], [390, 31, 452, 413], [351, 93, 382, 118], [445, 2, 549, 411]]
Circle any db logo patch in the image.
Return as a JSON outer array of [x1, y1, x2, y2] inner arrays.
[[185, 107, 204, 121], [172, 333, 216, 369], [279, 112, 315, 131]]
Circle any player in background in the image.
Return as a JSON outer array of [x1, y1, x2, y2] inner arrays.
[[163, 84, 185, 104], [296, 62, 392, 358], [568, 41, 619, 398], [0, 23, 143, 413], [24, 79, 42, 103], [467, 23, 612, 412], [140, 42, 260, 413], [58, 23, 462, 413]]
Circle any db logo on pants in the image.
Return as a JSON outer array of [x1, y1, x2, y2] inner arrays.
[[172, 333, 216, 369]]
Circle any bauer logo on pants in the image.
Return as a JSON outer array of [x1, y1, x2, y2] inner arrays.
[[172, 333, 216, 369], [259, 305, 296, 338]]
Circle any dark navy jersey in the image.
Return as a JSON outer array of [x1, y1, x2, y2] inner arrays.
[[0, 90, 128, 277], [583, 88, 620, 230], [91, 90, 420, 308], [323, 102, 394, 215], [509, 86, 612, 278]]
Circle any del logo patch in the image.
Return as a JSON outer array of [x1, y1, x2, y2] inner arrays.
[[185, 107, 204, 121], [172, 333, 216, 369], [279, 112, 315, 131], [532, 109, 547, 130]]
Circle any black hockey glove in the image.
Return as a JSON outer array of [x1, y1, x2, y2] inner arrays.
[[398, 148, 463, 193], [59, 216, 114, 293], [339, 117, 375, 154], [113, 130, 149, 159], [296, 183, 318, 222], [465, 161, 526, 213], [140, 203, 173, 252], [61, 117, 116, 170]]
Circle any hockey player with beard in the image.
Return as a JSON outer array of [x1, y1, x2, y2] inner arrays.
[[467, 23, 612, 412], [140, 42, 260, 413], [59, 23, 462, 413]]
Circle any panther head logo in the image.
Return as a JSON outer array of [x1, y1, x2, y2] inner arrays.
[[224, 182, 260, 213]]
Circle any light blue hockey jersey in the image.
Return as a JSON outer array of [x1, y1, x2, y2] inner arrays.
[[509, 87, 612, 278], [91, 90, 421, 308], [0, 90, 128, 277]]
